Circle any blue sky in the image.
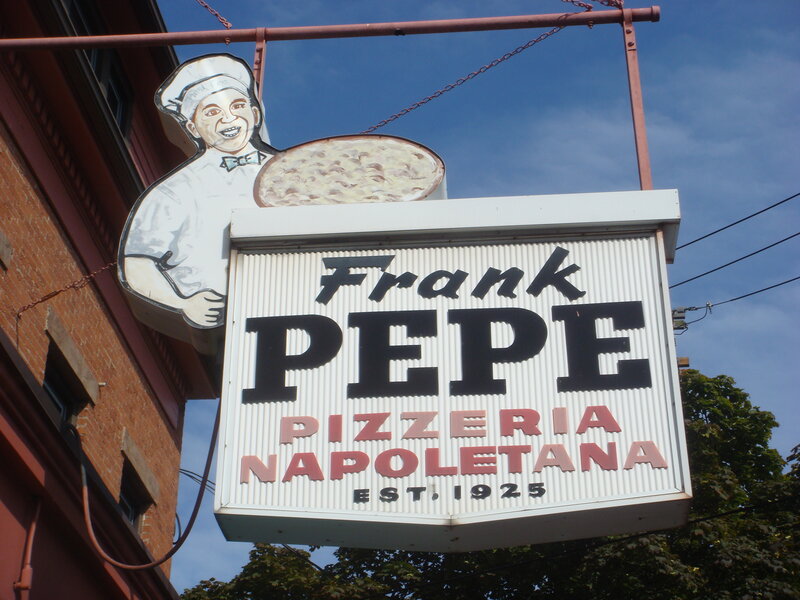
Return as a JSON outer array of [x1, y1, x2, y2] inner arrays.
[[158, 0, 800, 592]]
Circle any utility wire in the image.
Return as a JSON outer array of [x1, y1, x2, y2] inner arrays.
[[674, 276, 798, 334], [670, 231, 800, 289], [165, 463, 327, 575], [180, 468, 215, 495], [67, 404, 220, 570], [713, 275, 800, 306], [681, 276, 800, 313], [174, 513, 183, 543], [280, 544, 325, 572], [676, 191, 799, 251]]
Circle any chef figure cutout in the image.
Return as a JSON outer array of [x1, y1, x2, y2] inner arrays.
[[119, 54, 445, 354]]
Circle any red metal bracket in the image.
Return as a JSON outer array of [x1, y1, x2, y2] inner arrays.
[[0, 8, 660, 50], [253, 27, 267, 100], [622, 9, 653, 190]]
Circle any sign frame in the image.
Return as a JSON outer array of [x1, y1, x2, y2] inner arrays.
[[215, 190, 690, 551]]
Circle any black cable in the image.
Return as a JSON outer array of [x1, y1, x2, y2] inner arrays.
[[180, 468, 216, 492], [713, 275, 800, 307], [66, 403, 220, 570], [174, 512, 183, 543], [676, 191, 800, 250], [684, 305, 711, 325], [674, 305, 710, 335], [175, 475, 326, 575], [674, 276, 798, 334], [180, 467, 215, 486], [670, 231, 800, 288], [280, 544, 325, 572]]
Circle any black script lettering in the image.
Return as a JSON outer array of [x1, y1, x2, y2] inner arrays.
[[316, 255, 394, 304], [471, 267, 524, 299], [527, 247, 586, 300], [418, 269, 469, 299], [369, 271, 417, 302]]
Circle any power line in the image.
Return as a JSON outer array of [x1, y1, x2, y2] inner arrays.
[[676, 191, 799, 251], [180, 468, 215, 495], [712, 275, 800, 307], [675, 276, 799, 334], [179, 465, 328, 576], [280, 544, 325, 572], [674, 304, 711, 335], [174, 513, 183, 543], [66, 405, 220, 571], [670, 231, 800, 289]]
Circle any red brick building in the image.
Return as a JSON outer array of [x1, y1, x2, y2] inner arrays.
[[0, 1, 214, 598]]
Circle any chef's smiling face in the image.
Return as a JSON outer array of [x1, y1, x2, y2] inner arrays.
[[187, 88, 260, 154]]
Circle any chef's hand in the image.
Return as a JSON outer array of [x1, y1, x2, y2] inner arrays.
[[182, 290, 225, 327]]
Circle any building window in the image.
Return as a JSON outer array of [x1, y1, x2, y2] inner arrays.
[[119, 460, 152, 530], [62, 0, 132, 133], [42, 341, 91, 426]]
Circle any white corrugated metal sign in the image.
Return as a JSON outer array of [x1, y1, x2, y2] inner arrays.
[[216, 191, 690, 551]]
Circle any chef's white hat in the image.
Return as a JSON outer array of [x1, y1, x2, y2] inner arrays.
[[156, 54, 256, 121]]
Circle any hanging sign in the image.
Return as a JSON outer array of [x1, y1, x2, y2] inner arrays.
[[214, 190, 690, 551]]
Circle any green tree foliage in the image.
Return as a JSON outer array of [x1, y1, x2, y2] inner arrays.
[[182, 370, 800, 599]]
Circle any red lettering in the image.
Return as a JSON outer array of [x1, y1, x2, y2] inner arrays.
[[329, 414, 343, 443], [375, 449, 418, 477], [498, 445, 531, 473], [624, 441, 668, 469], [240, 455, 277, 483], [451, 410, 487, 437], [460, 446, 497, 475], [499, 409, 541, 436], [424, 448, 457, 476], [533, 444, 575, 472], [401, 411, 439, 439], [282, 452, 325, 482], [354, 412, 391, 441], [576, 405, 621, 434], [552, 407, 569, 434], [330, 451, 370, 479], [580, 442, 618, 471], [280, 416, 319, 444]]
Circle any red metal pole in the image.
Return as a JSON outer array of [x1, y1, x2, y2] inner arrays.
[[253, 28, 267, 99], [0, 7, 659, 50], [621, 10, 654, 190]]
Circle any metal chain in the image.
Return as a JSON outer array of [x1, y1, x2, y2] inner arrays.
[[562, 0, 623, 9], [193, 0, 233, 29], [361, 26, 563, 134], [16, 261, 117, 320], [361, 0, 619, 134], [563, 0, 597, 10], [193, 0, 233, 44]]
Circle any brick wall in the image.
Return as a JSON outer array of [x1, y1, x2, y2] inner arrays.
[[0, 120, 182, 570]]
